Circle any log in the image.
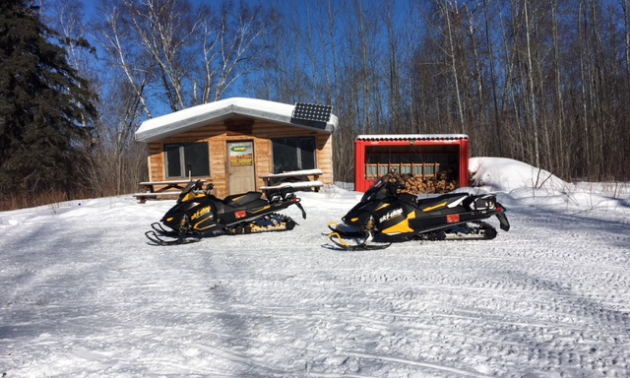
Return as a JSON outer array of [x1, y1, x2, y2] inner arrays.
[[384, 172, 458, 195]]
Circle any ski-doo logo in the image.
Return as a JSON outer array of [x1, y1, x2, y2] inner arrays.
[[191, 206, 211, 221], [379, 208, 403, 223]]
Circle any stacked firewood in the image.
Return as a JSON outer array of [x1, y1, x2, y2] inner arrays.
[[386, 171, 457, 194]]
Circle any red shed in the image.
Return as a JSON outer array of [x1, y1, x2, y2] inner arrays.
[[354, 134, 470, 192]]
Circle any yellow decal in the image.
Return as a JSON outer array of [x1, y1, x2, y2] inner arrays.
[[383, 211, 416, 235], [195, 218, 216, 231], [183, 192, 207, 202], [423, 202, 447, 213], [191, 206, 211, 221], [251, 205, 271, 214], [376, 203, 390, 211], [182, 192, 196, 202]]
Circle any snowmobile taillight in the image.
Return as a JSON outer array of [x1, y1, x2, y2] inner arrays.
[[447, 214, 460, 223], [235, 210, 247, 219], [496, 206, 505, 212]]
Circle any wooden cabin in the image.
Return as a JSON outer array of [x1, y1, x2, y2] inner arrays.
[[134, 98, 338, 198], [354, 134, 470, 193]]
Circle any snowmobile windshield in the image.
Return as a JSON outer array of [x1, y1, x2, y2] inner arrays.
[[361, 176, 389, 202]]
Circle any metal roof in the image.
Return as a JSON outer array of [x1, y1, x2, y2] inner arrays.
[[356, 134, 469, 141], [135, 98, 338, 143]]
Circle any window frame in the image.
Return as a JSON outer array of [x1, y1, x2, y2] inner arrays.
[[164, 142, 210, 179], [271, 136, 317, 174]]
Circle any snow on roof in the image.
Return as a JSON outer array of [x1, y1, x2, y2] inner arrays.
[[356, 134, 469, 141], [135, 97, 339, 143]]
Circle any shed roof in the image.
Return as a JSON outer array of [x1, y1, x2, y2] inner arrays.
[[356, 134, 469, 141], [135, 97, 338, 143]]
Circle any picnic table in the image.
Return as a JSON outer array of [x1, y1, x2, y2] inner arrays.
[[133, 179, 206, 204], [259, 169, 324, 194]]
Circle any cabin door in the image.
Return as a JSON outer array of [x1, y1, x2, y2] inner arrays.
[[227, 141, 256, 194]]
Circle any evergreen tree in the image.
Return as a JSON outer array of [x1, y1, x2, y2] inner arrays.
[[0, 0, 98, 197]]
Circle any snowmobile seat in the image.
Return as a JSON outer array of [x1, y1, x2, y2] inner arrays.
[[463, 195, 497, 211], [222, 192, 266, 208], [397, 192, 418, 204], [416, 193, 467, 211]]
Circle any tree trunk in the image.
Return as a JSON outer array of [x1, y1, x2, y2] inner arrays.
[[444, 1, 466, 134]]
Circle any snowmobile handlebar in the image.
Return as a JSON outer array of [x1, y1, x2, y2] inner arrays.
[[387, 182, 406, 196], [189, 180, 213, 193], [177, 180, 211, 203]]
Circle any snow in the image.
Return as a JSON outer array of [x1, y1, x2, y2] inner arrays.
[[135, 97, 339, 143], [137, 98, 293, 132], [1, 157, 630, 377]]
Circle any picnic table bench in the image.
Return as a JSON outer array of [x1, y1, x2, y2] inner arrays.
[[259, 169, 324, 195], [133, 179, 206, 204]]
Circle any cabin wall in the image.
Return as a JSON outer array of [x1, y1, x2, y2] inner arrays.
[[146, 118, 333, 198]]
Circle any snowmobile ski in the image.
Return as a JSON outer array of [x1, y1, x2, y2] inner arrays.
[[325, 232, 391, 251], [145, 230, 202, 246], [325, 222, 391, 250]]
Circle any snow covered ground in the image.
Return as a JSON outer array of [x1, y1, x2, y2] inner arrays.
[[1, 157, 629, 378]]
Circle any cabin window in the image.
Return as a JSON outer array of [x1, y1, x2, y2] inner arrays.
[[271, 137, 316, 173], [164, 143, 210, 178]]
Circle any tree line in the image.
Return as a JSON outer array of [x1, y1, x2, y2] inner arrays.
[[1, 0, 629, 208]]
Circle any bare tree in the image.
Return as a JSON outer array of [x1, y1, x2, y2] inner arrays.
[[88, 76, 148, 195], [95, 0, 270, 116], [551, 0, 566, 178], [483, 0, 503, 155], [64, 0, 630, 184], [439, 0, 466, 133], [625, 0, 630, 89], [95, 0, 155, 119], [523, 0, 540, 169], [464, 2, 486, 135]]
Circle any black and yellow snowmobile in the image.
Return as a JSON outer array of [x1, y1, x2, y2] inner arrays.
[[327, 174, 510, 250], [145, 180, 306, 245]]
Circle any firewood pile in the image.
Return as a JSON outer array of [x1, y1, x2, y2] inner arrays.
[[385, 171, 457, 194]]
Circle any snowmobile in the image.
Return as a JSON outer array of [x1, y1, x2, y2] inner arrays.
[[145, 180, 306, 245], [326, 174, 510, 250]]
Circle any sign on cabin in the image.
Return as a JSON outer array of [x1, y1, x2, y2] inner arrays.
[[229, 143, 253, 166]]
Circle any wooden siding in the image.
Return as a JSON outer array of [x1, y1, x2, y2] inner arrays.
[[145, 117, 333, 198]]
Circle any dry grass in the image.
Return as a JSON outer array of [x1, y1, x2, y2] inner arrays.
[[0, 189, 95, 212]]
